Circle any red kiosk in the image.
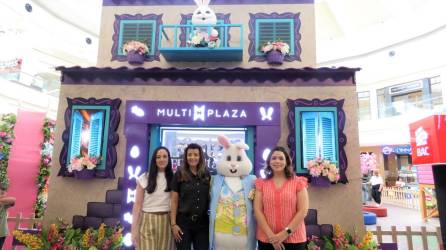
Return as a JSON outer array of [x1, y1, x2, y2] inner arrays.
[[409, 114, 446, 248]]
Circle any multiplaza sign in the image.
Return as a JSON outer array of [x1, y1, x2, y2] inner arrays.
[[156, 105, 248, 120], [145, 103, 276, 122]]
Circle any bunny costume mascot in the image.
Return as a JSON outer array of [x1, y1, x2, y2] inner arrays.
[[209, 135, 256, 250], [190, 0, 219, 47]]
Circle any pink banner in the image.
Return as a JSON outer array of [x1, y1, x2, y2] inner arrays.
[[5, 110, 45, 250]]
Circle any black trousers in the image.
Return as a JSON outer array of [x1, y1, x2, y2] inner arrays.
[[0, 237, 5, 250], [175, 214, 209, 250], [258, 240, 306, 250], [372, 184, 382, 204]]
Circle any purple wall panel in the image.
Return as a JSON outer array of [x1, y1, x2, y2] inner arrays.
[[121, 100, 280, 248]]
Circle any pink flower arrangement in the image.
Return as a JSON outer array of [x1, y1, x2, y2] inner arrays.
[[360, 153, 377, 174], [67, 155, 100, 172], [261, 41, 290, 55], [307, 157, 340, 183], [122, 40, 149, 55]]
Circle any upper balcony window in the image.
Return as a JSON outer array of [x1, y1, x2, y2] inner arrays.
[[256, 19, 294, 56], [377, 76, 443, 118], [178, 13, 231, 47], [117, 20, 156, 56], [159, 14, 242, 62], [357, 91, 371, 121], [111, 14, 162, 62], [248, 12, 301, 62]]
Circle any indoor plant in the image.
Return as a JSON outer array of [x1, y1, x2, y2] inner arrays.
[[261, 41, 290, 65], [307, 157, 340, 187], [122, 40, 149, 65], [13, 220, 123, 250]]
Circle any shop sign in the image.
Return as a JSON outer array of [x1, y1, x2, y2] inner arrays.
[[126, 101, 280, 126], [381, 145, 412, 155], [410, 115, 446, 165]]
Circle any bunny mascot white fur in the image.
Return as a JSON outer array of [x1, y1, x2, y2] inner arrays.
[[209, 135, 256, 250], [190, 0, 219, 47]]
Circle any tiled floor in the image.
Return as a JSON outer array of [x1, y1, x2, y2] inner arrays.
[[365, 203, 442, 250]]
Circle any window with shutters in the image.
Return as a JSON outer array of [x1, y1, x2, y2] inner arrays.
[[301, 111, 338, 166], [294, 107, 339, 173], [255, 19, 294, 56], [118, 20, 156, 56], [68, 107, 108, 171], [248, 13, 301, 62], [112, 14, 162, 61]]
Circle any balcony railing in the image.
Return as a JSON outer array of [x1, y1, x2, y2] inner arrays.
[[158, 23, 243, 62]]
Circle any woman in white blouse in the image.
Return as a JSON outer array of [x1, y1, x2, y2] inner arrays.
[[370, 169, 384, 206], [131, 146, 175, 250]]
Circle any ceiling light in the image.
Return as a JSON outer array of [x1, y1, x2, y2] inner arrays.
[[25, 3, 32, 13]]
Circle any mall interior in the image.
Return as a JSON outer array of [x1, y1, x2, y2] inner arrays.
[[1, 0, 446, 249]]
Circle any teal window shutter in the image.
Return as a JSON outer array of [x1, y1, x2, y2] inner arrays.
[[320, 112, 337, 162], [301, 112, 318, 168], [70, 111, 83, 159], [118, 20, 155, 55], [256, 19, 293, 55], [88, 111, 104, 157]]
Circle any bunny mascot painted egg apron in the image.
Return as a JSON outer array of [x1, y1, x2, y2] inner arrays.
[[209, 135, 256, 250]]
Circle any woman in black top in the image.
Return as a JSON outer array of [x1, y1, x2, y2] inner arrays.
[[170, 143, 210, 250]]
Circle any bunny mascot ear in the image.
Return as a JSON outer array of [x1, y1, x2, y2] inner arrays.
[[217, 135, 231, 149], [193, 0, 201, 6], [235, 142, 249, 151], [202, 0, 211, 5]]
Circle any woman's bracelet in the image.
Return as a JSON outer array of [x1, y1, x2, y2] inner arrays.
[[171, 224, 178, 227]]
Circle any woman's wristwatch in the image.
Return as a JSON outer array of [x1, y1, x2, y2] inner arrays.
[[285, 227, 293, 235]]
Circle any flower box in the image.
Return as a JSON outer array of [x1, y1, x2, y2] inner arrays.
[[311, 176, 331, 188], [127, 50, 145, 65], [261, 41, 289, 65], [73, 168, 95, 179], [266, 50, 285, 65]]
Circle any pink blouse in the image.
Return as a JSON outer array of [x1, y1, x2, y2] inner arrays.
[[255, 176, 308, 243]]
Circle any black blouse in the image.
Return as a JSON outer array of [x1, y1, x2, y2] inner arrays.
[[171, 169, 210, 217]]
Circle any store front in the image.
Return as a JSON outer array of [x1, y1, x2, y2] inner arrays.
[[381, 145, 413, 186]]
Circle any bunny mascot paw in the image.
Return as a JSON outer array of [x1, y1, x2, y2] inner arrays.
[[209, 135, 257, 250], [189, 0, 220, 48]]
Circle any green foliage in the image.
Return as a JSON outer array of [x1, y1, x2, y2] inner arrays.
[[34, 118, 55, 218], [0, 113, 17, 189]]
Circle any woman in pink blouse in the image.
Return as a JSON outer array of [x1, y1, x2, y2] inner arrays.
[[254, 147, 309, 250]]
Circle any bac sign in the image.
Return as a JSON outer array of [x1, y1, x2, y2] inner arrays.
[[409, 115, 446, 165]]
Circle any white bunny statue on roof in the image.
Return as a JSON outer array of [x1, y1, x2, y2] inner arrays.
[[209, 135, 256, 250], [189, 0, 219, 48]]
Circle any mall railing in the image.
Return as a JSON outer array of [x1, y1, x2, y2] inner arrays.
[[381, 187, 420, 210]]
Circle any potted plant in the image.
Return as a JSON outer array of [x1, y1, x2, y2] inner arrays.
[[68, 155, 100, 179], [307, 158, 340, 187], [306, 225, 378, 250], [122, 40, 149, 65], [261, 41, 290, 65]]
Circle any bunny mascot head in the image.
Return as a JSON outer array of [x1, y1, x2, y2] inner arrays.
[[192, 0, 217, 26], [189, 0, 219, 48], [216, 135, 253, 177], [209, 135, 257, 250]]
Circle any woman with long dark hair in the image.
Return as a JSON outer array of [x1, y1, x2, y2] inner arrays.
[[131, 146, 174, 250], [170, 143, 210, 250], [254, 146, 309, 250]]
